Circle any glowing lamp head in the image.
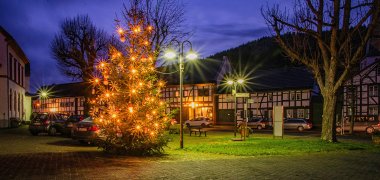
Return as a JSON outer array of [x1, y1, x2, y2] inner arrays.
[[185, 51, 198, 60], [94, 78, 100, 83], [105, 93, 110, 98], [40, 91, 48, 98], [164, 50, 176, 59], [136, 125, 141, 129], [227, 80, 234, 85], [112, 114, 117, 118], [237, 79, 244, 84]]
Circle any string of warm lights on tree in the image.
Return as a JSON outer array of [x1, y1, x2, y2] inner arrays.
[[90, 4, 171, 154]]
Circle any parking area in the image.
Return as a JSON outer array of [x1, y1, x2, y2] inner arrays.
[[0, 126, 379, 179]]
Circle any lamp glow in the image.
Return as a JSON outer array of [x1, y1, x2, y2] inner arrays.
[[164, 50, 176, 59], [186, 51, 198, 60]]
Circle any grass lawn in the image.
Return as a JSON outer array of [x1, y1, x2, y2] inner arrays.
[[164, 131, 380, 158]]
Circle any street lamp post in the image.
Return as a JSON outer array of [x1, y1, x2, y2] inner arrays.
[[164, 40, 197, 149], [227, 79, 244, 137]]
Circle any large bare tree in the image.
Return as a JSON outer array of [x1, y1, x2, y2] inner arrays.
[[51, 15, 109, 115], [51, 15, 109, 82], [121, 0, 188, 61], [263, 0, 380, 142]]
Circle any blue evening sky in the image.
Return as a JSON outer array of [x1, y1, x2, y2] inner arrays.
[[0, 0, 291, 90]]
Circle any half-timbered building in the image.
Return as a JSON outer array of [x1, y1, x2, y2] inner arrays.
[[32, 82, 88, 115], [216, 67, 318, 125], [342, 57, 380, 121], [161, 57, 232, 124]]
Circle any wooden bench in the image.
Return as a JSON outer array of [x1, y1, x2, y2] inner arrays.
[[188, 126, 207, 137]]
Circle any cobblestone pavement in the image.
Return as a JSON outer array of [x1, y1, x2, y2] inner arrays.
[[1, 126, 380, 180]]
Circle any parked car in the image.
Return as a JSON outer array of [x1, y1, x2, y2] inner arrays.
[[185, 117, 213, 127], [336, 119, 380, 134], [284, 118, 312, 132], [28, 113, 67, 136], [238, 117, 266, 130], [262, 118, 273, 129], [71, 117, 103, 144], [62, 115, 86, 136]]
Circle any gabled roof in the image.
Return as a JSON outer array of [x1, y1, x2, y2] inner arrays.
[[250, 67, 315, 91], [218, 67, 315, 93], [159, 58, 225, 85], [37, 82, 90, 98]]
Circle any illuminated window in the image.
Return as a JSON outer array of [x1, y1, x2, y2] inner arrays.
[[286, 109, 294, 118], [297, 109, 304, 118], [369, 85, 378, 97]]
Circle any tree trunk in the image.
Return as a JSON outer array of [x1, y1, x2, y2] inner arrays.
[[83, 75, 91, 116], [321, 92, 338, 142]]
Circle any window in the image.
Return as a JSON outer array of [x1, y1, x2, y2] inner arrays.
[[290, 93, 295, 100], [8, 54, 12, 78], [14, 91, 16, 111], [286, 109, 294, 118], [21, 67, 24, 87], [296, 93, 301, 100], [198, 89, 209, 96], [17, 93, 20, 112], [183, 90, 189, 97], [297, 109, 304, 118], [18, 63, 21, 84], [369, 85, 378, 97], [369, 106, 378, 115], [14, 59, 16, 81], [9, 89, 12, 111], [268, 94, 273, 101]]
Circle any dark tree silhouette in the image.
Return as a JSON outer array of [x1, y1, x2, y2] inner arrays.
[[263, 0, 380, 142], [51, 15, 109, 82], [121, 0, 188, 62], [51, 15, 110, 115]]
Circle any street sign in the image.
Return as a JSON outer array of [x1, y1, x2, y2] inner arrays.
[[235, 93, 250, 97]]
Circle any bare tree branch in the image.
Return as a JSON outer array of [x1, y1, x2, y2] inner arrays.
[[51, 15, 110, 81]]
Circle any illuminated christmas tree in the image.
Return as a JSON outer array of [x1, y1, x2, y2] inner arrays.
[[91, 4, 170, 155]]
